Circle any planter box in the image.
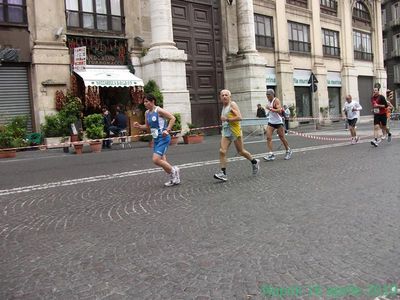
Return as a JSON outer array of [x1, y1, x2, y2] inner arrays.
[[89, 140, 102, 153], [169, 135, 180, 145], [44, 136, 71, 149], [0, 150, 17, 159], [183, 135, 204, 144]]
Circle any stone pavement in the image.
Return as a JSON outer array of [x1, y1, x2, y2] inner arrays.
[[0, 123, 399, 300]]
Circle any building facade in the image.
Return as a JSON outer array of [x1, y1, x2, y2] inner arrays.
[[382, 0, 400, 108], [0, 0, 386, 132]]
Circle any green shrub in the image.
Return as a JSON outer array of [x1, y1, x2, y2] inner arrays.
[[0, 116, 28, 149], [84, 114, 104, 140], [41, 114, 68, 137], [184, 123, 204, 136], [171, 113, 182, 135], [140, 80, 163, 111]]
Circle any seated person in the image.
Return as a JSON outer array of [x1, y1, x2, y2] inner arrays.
[[109, 106, 127, 135]]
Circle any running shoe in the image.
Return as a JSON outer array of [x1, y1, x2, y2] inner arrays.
[[388, 132, 392, 142], [370, 140, 379, 147], [351, 138, 356, 145], [252, 159, 260, 175], [214, 171, 227, 181], [164, 167, 180, 187], [355, 136, 360, 143], [263, 153, 275, 161], [284, 149, 293, 160]]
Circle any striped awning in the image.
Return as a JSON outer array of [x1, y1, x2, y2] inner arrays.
[[74, 66, 144, 87]]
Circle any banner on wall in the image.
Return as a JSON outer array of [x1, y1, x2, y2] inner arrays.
[[293, 69, 312, 86], [266, 67, 276, 86], [327, 71, 342, 87]]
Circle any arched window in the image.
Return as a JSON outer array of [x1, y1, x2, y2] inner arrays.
[[352, 0, 371, 25]]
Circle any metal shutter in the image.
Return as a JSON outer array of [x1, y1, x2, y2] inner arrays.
[[0, 65, 32, 131]]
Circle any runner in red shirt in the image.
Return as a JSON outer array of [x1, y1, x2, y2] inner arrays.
[[370, 88, 390, 147]]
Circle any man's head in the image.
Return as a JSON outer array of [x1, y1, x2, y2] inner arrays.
[[345, 95, 352, 103], [373, 87, 380, 97], [266, 88, 275, 100], [257, 103, 262, 108], [283, 104, 287, 109], [220, 89, 231, 104]]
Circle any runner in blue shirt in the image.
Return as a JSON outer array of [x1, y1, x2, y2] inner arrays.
[[134, 94, 180, 187]]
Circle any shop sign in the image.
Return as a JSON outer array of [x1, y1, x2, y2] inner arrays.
[[293, 69, 311, 86], [266, 67, 276, 86], [89, 80, 137, 87], [74, 46, 86, 71], [327, 71, 342, 87]]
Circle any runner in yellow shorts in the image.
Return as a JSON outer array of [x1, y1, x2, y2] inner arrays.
[[213, 89, 260, 181]]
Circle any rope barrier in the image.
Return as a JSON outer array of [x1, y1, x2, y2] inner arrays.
[[1, 115, 397, 152]]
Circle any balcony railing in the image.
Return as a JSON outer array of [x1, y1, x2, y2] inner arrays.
[[389, 17, 400, 28], [391, 48, 400, 58], [354, 50, 373, 61], [320, 0, 337, 16], [286, 0, 308, 8], [255, 35, 274, 49], [289, 40, 311, 53], [323, 45, 340, 57]]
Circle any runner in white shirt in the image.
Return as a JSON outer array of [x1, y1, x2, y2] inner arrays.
[[342, 95, 362, 144]]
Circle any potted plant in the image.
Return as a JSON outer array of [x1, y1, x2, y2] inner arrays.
[[0, 116, 28, 158], [288, 104, 299, 129], [72, 130, 84, 154], [84, 113, 104, 153], [60, 92, 83, 142], [169, 112, 182, 145], [183, 123, 204, 144], [41, 114, 71, 149]]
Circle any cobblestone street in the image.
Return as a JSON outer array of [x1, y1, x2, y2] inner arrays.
[[1, 125, 400, 299]]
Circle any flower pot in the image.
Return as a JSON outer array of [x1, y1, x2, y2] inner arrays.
[[70, 134, 79, 142], [169, 135, 179, 145], [183, 135, 204, 144], [0, 150, 17, 159], [73, 142, 84, 154], [89, 140, 102, 153]]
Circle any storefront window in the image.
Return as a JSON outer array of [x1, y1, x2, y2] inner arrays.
[[66, 0, 123, 33], [295, 87, 312, 118], [0, 0, 27, 25], [328, 87, 341, 119]]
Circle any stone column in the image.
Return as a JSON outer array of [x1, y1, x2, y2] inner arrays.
[[236, 0, 256, 54], [149, 0, 175, 49], [341, 0, 359, 101], [373, 0, 387, 93], [274, 0, 295, 126], [310, 0, 328, 125], [224, 0, 266, 121], [141, 0, 190, 126], [30, 0, 70, 129]]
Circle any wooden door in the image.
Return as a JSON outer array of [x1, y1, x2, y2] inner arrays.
[[172, 0, 223, 129]]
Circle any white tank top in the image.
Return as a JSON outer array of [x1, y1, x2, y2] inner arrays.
[[267, 98, 283, 124]]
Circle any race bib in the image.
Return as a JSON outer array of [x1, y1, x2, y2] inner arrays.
[[151, 128, 159, 139], [373, 108, 380, 114]]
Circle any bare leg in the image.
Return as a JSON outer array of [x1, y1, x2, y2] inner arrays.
[[152, 153, 173, 173], [276, 126, 289, 150], [233, 137, 253, 160], [266, 125, 275, 152], [219, 137, 231, 169], [373, 124, 381, 139], [349, 126, 356, 137]]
